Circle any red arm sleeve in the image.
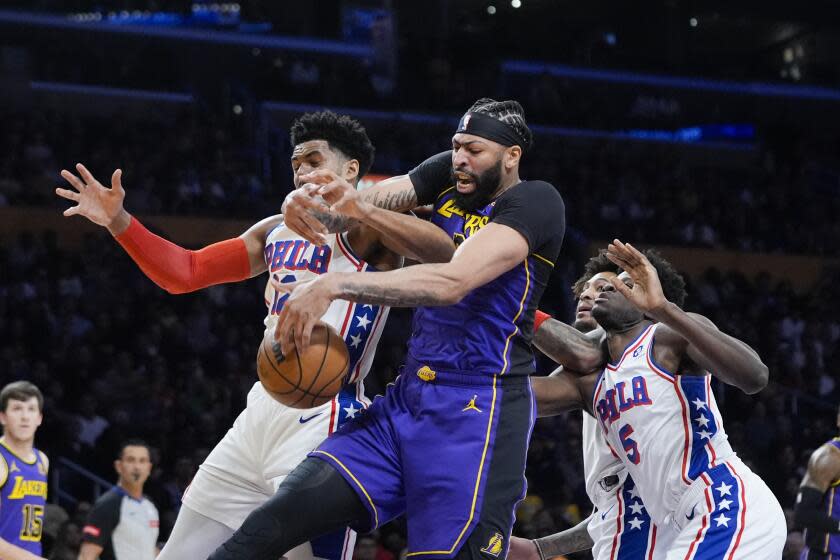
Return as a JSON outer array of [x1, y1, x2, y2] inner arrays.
[[114, 216, 252, 294], [534, 310, 552, 332]]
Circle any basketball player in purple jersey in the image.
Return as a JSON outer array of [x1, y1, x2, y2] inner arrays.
[[795, 404, 840, 559], [209, 98, 566, 560], [0, 382, 48, 560]]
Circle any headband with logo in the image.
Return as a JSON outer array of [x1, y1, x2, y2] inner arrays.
[[456, 112, 531, 150]]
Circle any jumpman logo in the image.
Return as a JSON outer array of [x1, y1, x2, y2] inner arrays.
[[463, 395, 482, 413]]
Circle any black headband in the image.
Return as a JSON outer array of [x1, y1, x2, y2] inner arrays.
[[456, 112, 530, 150]]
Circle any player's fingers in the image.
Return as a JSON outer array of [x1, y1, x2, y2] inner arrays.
[[60, 169, 86, 192], [111, 169, 124, 194], [75, 163, 97, 185], [609, 239, 631, 259], [271, 276, 295, 293], [284, 213, 324, 245], [55, 188, 80, 202], [299, 169, 335, 185], [292, 315, 307, 354], [281, 327, 296, 356], [278, 320, 297, 357], [282, 324, 297, 356], [62, 206, 80, 217], [298, 212, 329, 245], [605, 249, 632, 271], [293, 189, 329, 209], [614, 239, 643, 267], [275, 303, 290, 340], [299, 316, 315, 353], [610, 276, 634, 298], [616, 240, 642, 267]]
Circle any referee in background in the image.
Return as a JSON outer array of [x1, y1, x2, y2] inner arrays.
[[79, 440, 160, 560]]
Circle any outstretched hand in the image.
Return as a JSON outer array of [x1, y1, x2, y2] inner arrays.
[[605, 239, 668, 314], [56, 164, 128, 231]]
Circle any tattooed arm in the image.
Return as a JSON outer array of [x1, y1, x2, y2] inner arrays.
[[533, 514, 595, 559], [281, 174, 421, 243], [272, 221, 529, 352], [301, 170, 454, 264], [534, 318, 606, 376]]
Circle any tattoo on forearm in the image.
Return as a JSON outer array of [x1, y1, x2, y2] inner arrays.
[[366, 189, 418, 212], [338, 282, 448, 307], [534, 320, 602, 361], [534, 521, 593, 558], [308, 209, 357, 234]]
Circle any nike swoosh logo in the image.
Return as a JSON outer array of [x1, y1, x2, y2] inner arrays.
[[600, 504, 616, 520], [685, 505, 697, 521], [299, 412, 323, 424]]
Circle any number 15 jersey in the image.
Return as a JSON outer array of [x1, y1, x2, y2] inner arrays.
[[0, 442, 48, 556]]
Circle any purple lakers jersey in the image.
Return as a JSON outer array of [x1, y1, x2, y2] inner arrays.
[[0, 442, 48, 555], [806, 438, 840, 556], [405, 178, 565, 376]]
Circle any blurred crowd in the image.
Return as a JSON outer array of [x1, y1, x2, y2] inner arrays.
[[3, 108, 840, 256]]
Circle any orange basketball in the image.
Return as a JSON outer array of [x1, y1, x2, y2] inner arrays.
[[256, 323, 350, 409]]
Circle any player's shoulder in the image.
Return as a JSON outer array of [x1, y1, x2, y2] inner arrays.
[[37, 450, 49, 472], [509, 179, 560, 197], [496, 180, 564, 216], [243, 214, 285, 242], [808, 442, 840, 472], [0, 451, 8, 488], [259, 214, 285, 236]]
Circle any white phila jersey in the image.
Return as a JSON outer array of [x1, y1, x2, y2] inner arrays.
[[591, 323, 736, 527], [582, 411, 626, 507], [262, 219, 390, 426]]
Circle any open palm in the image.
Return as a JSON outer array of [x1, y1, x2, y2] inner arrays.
[[605, 239, 667, 313], [56, 164, 125, 227]]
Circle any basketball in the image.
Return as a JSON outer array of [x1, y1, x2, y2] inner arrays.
[[256, 323, 350, 409]]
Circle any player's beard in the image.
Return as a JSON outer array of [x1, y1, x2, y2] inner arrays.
[[450, 159, 502, 212]]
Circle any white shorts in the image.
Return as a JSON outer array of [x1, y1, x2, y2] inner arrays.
[[660, 460, 785, 560], [183, 382, 367, 560], [590, 474, 662, 560]]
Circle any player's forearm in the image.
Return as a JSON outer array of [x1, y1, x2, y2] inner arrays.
[[307, 208, 359, 234], [0, 538, 46, 560], [360, 177, 419, 212], [533, 515, 594, 559], [324, 265, 463, 307], [359, 205, 455, 263], [113, 216, 251, 294], [652, 303, 768, 394], [530, 373, 586, 417], [301, 176, 420, 235], [534, 318, 606, 372]]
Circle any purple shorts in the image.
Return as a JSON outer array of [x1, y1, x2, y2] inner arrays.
[[311, 358, 535, 560]]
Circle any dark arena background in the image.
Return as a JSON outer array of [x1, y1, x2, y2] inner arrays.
[[1, 1, 839, 559]]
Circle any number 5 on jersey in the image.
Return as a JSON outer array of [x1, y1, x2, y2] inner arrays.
[[619, 424, 641, 464]]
